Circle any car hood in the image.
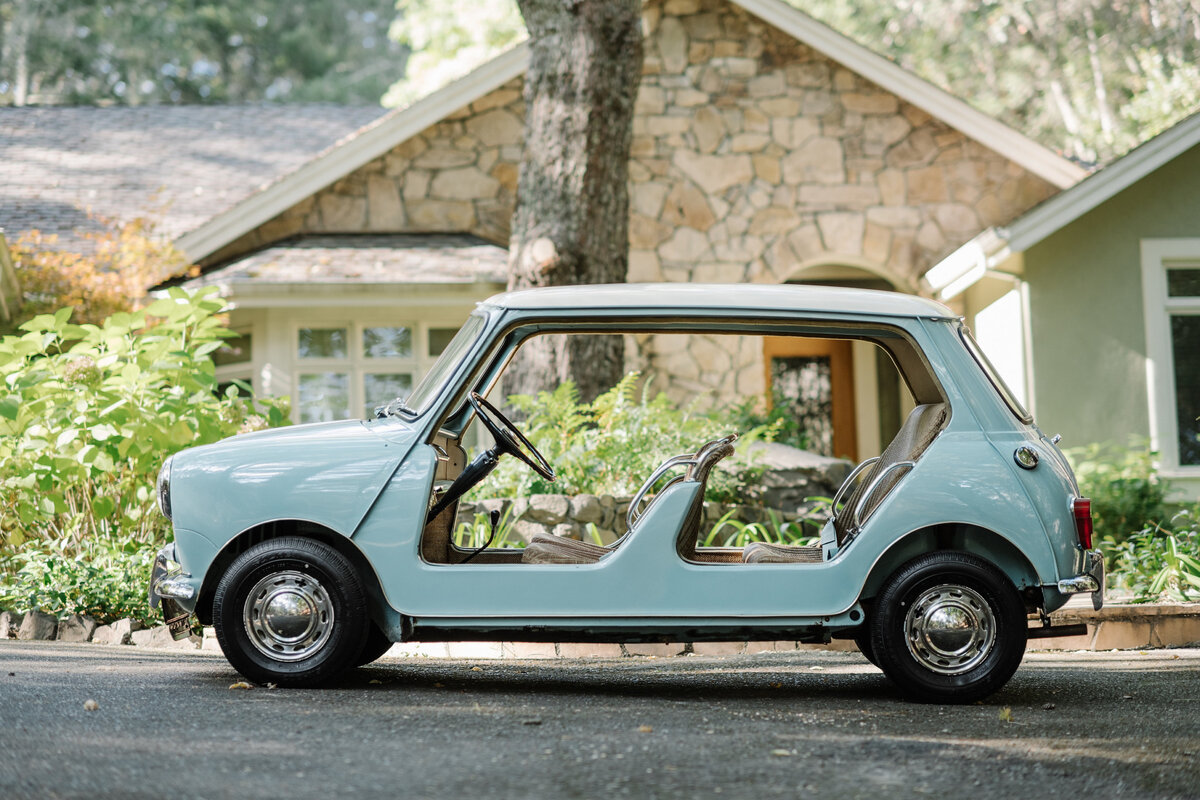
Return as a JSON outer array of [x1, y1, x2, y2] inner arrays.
[[169, 418, 422, 545]]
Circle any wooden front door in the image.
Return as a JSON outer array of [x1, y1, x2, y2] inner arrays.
[[763, 337, 857, 461]]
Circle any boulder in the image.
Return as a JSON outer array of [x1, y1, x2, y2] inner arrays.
[[17, 610, 58, 641], [91, 618, 144, 646], [0, 611, 22, 639], [131, 625, 198, 650], [747, 441, 853, 511], [525, 494, 570, 526], [129, 628, 155, 647], [57, 614, 98, 643]]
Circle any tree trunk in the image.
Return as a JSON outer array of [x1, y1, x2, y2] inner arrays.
[[502, 0, 642, 404]]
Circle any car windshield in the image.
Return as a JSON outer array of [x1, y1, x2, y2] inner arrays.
[[958, 324, 1033, 424], [397, 312, 488, 416]]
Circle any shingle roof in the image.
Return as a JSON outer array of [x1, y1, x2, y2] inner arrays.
[[0, 104, 387, 248], [180, 234, 508, 289]]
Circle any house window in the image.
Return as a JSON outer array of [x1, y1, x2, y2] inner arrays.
[[214, 328, 255, 399], [293, 322, 445, 423], [1141, 240, 1200, 476]]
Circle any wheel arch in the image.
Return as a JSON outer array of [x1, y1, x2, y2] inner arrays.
[[859, 523, 1043, 612], [196, 520, 391, 629]]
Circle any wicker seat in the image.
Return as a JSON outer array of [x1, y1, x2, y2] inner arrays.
[[741, 541, 824, 564]]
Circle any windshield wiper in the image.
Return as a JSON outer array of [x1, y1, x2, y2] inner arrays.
[[375, 397, 417, 419]]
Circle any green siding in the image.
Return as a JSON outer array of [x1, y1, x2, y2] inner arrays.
[[1024, 143, 1200, 449]]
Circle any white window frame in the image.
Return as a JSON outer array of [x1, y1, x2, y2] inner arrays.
[[213, 326, 256, 399], [292, 320, 452, 424], [1140, 238, 1200, 485]]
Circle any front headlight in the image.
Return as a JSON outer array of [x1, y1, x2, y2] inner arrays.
[[156, 455, 173, 521]]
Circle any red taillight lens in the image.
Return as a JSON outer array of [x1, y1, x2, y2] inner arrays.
[[1072, 497, 1094, 550]]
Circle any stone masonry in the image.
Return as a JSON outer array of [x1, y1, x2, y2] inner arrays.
[[206, 0, 1058, 409], [204, 79, 526, 265]]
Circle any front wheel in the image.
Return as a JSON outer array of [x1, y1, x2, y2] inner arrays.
[[213, 537, 369, 687], [870, 552, 1027, 704]]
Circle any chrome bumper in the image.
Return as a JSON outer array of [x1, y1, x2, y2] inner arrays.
[[1057, 548, 1105, 610], [149, 544, 197, 641]]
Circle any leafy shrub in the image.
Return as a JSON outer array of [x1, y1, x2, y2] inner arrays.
[[472, 373, 775, 503], [721, 388, 810, 451], [0, 289, 289, 553], [0, 535, 158, 625], [1105, 512, 1200, 603], [700, 503, 828, 548], [7, 214, 192, 331], [1067, 442, 1171, 544]]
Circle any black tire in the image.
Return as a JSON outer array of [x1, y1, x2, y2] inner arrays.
[[356, 621, 395, 667], [213, 536, 369, 687], [870, 551, 1027, 704], [853, 627, 880, 668]]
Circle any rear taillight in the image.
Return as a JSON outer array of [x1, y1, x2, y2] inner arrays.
[[1072, 497, 1093, 550]]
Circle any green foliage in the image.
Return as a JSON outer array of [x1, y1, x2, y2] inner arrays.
[[700, 503, 828, 548], [790, 0, 1200, 163], [1105, 512, 1200, 603], [0, 535, 158, 624], [452, 505, 523, 550], [722, 389, 810, 451], [384, 0, 526, 107], [0, 289, 289, 552], [1, 0, 402, 106], [1066, 442, 1170, 544], [470, 373, 770, 503]]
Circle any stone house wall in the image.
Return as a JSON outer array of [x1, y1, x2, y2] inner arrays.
[[203, 78, 527, 266], [205, 0, 1059, 409]]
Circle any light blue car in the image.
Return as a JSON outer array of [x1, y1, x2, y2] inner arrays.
[[150, 284, 1103, 702]]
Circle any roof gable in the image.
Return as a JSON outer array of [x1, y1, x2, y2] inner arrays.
[[176, 0, 1085, 264], [1001, 111, 1200, 252]]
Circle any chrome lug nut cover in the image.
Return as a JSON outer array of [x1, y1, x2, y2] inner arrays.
[[904, 584, 996, 675], [244, 570, 334, 662]]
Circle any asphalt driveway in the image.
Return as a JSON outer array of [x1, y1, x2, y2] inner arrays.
[[1, 642, 1197, 799]]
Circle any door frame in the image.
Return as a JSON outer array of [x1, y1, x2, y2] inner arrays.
[[763, 336, 858, 461]]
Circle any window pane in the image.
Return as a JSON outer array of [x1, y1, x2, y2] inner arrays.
[[363, 326, 412, 358], [298, 328, 347, 359], [429, 327, 459, 356], [363, 373, 413, 416], [214, 332, 252, 366], [298, 373, 349, 423], [1167, 268, 1200, 298], [1170, 315, 1200, 466]]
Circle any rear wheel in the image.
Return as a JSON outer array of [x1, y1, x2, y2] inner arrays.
[[356, 621, 395, 667], [853, 627, 879, 668], [870, 551, 1027, 703], [213, 537, 369, 687]]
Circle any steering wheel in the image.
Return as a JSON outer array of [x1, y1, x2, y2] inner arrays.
[[468, 392, 556, 482]]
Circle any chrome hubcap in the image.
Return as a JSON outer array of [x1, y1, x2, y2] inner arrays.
[[904, 584, 995, 675], [243, 570, 334, 662]]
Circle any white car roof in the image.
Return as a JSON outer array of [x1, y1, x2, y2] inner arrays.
[[483, 283, 955, 320]]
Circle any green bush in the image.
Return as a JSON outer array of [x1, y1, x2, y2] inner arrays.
[[472, 373, 776, 503], [0, 535, 158, 624], [1105, 512, 1200, 603], [722, 388, 810, 451], [1066, 442, 1171, 544], [0, 289, 289, 555]]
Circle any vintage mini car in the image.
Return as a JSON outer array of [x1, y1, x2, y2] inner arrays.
[[150, 283, 1103, 702]]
